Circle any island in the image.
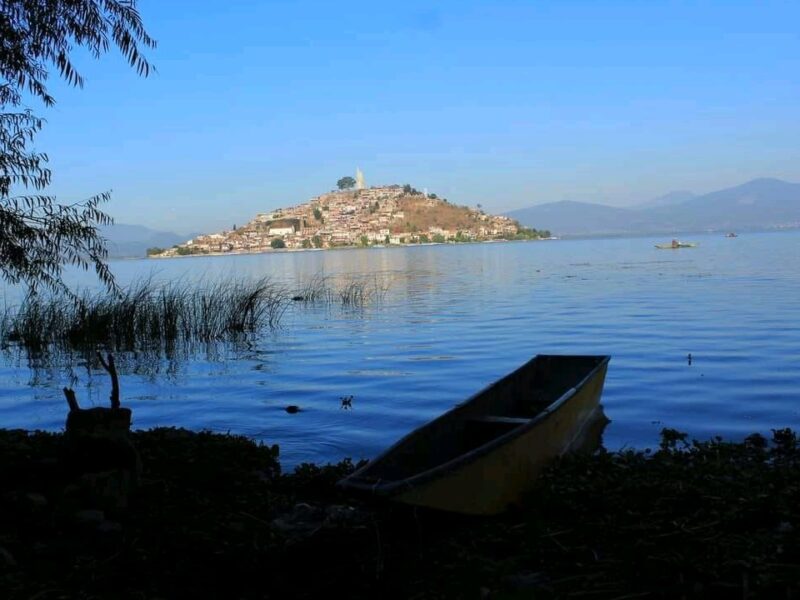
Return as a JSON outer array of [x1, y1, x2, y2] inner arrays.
[[148, 175, 550, 257]]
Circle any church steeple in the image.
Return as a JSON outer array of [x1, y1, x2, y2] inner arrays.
[[355, 167, 365, 190]]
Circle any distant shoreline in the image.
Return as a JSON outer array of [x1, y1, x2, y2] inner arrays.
[[533, 225, 800, 241], [146, 237, 552, 260]]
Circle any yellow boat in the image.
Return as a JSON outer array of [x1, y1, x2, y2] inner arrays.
[[337, 355, 611, 515]]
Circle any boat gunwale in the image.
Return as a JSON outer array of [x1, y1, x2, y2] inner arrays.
[[339, 354, 610, 496]]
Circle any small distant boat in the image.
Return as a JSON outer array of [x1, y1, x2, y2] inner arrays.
[[725, 232, 738, 238], [655, 239, 697, 249], [338, 355, 611, 515]]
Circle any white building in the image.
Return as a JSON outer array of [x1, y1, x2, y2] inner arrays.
[[269, 225, 296, 236]]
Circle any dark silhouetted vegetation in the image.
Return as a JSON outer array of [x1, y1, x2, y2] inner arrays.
[[1, 0, 155, 295], [1, 427, 799, 598], [0, 274, 393, 353], [0, 278, 289, 351]]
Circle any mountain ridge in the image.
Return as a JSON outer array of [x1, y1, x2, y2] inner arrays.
[[506, 178, 800, 236], [100, 224, 194, 258], [632, 190, 697, 210]]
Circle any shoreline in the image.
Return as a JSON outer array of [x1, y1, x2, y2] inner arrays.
[[1, 425, 798, 598], [147, 237, 549, 260]]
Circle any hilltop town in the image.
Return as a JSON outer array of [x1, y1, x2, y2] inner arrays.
[[149, 176, 549, 257]]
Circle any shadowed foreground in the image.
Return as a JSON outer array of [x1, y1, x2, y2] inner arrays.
[[1, 427, 798, 599]]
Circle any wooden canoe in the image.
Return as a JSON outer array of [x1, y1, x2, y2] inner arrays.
[[337, 354, 611, 515]]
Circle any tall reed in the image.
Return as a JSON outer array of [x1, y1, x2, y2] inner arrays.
[[0, 277, 289, 351], [292, 274, 391, 307], [0, 274, 392, 353]]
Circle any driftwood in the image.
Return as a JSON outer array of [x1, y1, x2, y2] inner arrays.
[[64, 387, 79, 412], [62, 352, 140, 509], [97, 352, 120, 409], [62, 353, 120, 412]]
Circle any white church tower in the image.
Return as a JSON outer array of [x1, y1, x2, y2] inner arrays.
[[355, 167, 366, 190]]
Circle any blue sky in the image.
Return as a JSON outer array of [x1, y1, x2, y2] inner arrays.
[[32, 0, 800, 234]]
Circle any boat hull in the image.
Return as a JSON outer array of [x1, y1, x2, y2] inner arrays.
[[655, 243, 697, 249], [394, 382, 607, 514], [339, 355, 610, 515]]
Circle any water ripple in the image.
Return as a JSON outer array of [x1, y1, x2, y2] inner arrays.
[[2, 232, 800, 466]]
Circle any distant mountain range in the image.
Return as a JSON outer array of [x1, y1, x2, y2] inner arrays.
[[506, 178, 800, 237], [632, 190, 696, 210], [100, 224, 194, 258]]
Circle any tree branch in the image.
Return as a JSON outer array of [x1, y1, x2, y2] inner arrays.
[[63, 387, 80, 411], [97, 352, 120, 409]]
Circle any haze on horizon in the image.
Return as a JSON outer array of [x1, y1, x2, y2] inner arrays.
[[33, 0, 800, 235]]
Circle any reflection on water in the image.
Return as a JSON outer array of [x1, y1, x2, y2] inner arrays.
[[1, 231, 800, 467], [1, 340, 250, 384]]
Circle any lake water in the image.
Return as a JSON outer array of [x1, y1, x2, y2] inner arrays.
[[1, 231, 799, 467]]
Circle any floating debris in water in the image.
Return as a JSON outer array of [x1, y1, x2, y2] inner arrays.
[[285, 405, 300, 414]]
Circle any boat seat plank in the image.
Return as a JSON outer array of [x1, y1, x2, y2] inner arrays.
[[468, 415, 531, 425]]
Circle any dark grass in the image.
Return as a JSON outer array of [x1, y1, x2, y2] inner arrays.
[[0, 274, 392, 352], [1, 427, 799, 599], [0, 277, 288, 350]]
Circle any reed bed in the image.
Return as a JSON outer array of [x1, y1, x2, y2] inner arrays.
[[292, 274, 391, 307], [0, 277, 289, 351], [0, 274, 392, 352]]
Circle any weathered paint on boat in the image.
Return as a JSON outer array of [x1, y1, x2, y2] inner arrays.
[[337, 355, 610, 515]]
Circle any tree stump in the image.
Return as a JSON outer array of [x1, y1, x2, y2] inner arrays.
[[62, 353, 141, 511]]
